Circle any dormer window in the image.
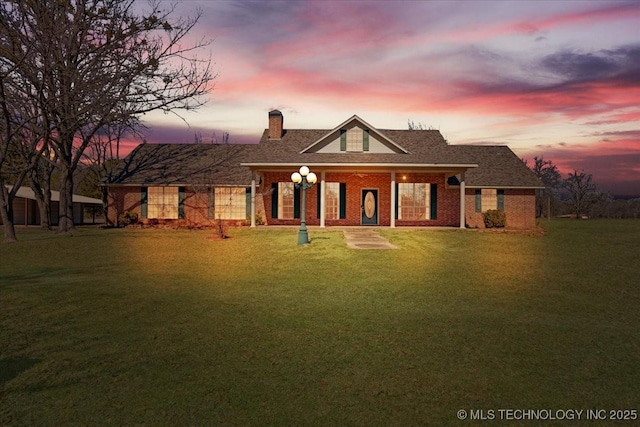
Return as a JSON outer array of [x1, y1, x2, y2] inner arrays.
[[340, 127, 369, 152]]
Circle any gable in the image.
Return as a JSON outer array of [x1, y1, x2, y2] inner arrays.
[[301, 115, 408, 154]]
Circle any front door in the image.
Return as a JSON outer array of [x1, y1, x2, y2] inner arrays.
[[361, 189, 378, 225]]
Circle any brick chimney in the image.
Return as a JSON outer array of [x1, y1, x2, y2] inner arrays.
[[268, 110, 283, 139]]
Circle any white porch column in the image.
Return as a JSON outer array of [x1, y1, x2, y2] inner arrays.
[[390, 171, 396, 228], [250, 177, 256, 227], [459, 173, 466, 229], [320, 171, 326, 228]]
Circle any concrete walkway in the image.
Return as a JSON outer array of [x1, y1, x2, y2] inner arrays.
[[343, 228, 397, 249]]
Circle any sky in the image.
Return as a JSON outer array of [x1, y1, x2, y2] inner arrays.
[[138, 0, 640, 197]]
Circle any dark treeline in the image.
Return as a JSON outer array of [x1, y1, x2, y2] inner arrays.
[[525, 157, 640, 219]]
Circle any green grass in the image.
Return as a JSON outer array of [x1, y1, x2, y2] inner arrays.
[[1, 220, 639, 426]]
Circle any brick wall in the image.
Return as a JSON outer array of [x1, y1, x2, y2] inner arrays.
[[109, 182, 537, 229], [107, 186, 248, 227], [107, 186, 142, 226], [395, 173, 460, 227], [465, 188, 537, 229], [260, 171, 462, 227]]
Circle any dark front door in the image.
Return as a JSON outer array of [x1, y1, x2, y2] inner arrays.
[[361, 189, 378, 225]]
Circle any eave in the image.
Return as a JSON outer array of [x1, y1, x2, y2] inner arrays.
[[241, 162, 478, 173], [463, 184, 546, 189]]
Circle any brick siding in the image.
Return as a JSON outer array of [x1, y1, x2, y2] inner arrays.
[[107, 186, 247, 227], [108, 181, 537, 229], [465, 188, 536, 229], [261, 171, 462, 227]]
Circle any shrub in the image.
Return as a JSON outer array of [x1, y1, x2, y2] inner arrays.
[[483, 209, 506, 228], [244, 214, 264, 226], [117, 210, 139, 227]]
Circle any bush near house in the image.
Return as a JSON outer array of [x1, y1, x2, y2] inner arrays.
[[483, 209, 507, 228], [117, 210, 139, 226]]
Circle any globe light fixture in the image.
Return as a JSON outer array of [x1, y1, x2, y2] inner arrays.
[[290, 165, 316, 245], [307, 172, 317, 184]]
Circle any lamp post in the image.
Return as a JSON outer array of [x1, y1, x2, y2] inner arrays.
[[291, 165, 317, 245]]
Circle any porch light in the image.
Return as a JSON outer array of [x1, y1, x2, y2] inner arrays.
[[291, 165, 316, 245]]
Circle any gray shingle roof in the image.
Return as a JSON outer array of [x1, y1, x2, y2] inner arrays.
[[110, 127, 543, 189], [449, 145, 545, 188], [109, 143, 254, 186], [243, 129, 543, 188], [242, 129, 470, 165]]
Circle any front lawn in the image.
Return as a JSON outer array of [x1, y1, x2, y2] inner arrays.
[[1, 220, 639, 425]]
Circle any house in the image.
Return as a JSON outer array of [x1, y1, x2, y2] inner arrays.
[[1, 185, 104, 226], [106, 111, 544, 229]]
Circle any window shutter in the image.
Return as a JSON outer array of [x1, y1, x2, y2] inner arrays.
[[271, 183, 278, 219], [395, 183, 399, 220], [475, 189, 482, 212], [497, 189, 504, 210], [430, 183, 438, 220], [208, 187, 214, 219], [363, 130, 370, 151], [140, 187, 148, 218], [340, 129, 346, 151], [339, 183, 347, 219], [178, 187, 186, 219], [246, 187, 252, 219], [317, 186, 321, 219], [293, 186, 300, 219]]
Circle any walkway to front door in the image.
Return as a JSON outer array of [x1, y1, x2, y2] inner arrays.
[[343, 228, 397, 249]]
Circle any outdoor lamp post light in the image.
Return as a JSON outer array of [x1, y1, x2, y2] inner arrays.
[[291, 165, 317, 245]]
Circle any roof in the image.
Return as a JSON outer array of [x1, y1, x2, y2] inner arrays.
[[449, 145, 545, 188], [242, 129, 474, 166], [108, 116, 544, 189], [108, 143, 254, 186], [301, 115, 409, 154], [6, 185, 102, 204]]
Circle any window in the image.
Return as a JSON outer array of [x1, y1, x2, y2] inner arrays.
[[214, 187, 247, 220], [398, 183, 430, 220], [347, 127, 363, 151], [475, 189, 504, 212], [481, 189, 497, 212], [147, 187, 179, 219], [340, 127, 369, 152], [278, 182, 295, 219], [317, 182, 346, 220], [325, 183, 340, 220]]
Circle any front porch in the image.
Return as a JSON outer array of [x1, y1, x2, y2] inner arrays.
[[247, 168, 469, 229]]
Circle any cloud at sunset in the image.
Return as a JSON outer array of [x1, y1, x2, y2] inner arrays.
[[139, 0, 640, 196]]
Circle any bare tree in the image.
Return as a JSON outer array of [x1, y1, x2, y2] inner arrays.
[[525, 156, 562, 218], [81, 120, 144, 215], [0, 66, 49, 241], [28, 146, 56, 229], [564, 169, 597, 218], [408, 120, 436, 130], [0, 0, 215, 233]]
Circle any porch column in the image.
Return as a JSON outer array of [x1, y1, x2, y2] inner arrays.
[[390, 171, 396, 228], [250, 177, 256, 227], [320, 170, 326, 228], [459, 172, 466, 229]]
